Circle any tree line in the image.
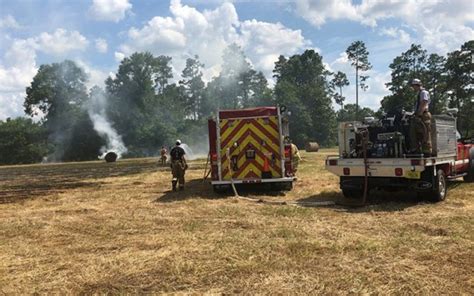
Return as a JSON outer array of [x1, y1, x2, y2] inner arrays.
[[0, 40, 472, 165]]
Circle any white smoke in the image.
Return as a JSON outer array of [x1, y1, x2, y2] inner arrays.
[[88, 89, 127, 158], [180, 143, 207, 160]]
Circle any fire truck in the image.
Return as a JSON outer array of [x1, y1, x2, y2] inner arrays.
[[207, 106, 295, 192], [325, 110, 474, 202]]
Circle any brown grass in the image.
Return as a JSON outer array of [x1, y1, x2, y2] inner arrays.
[[0, 149, 473, 294]]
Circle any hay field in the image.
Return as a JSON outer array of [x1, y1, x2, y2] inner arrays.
[[0, 149, 473, 294]]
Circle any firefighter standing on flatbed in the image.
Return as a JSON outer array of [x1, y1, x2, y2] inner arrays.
[[170, 140, 187, 191], [409, 79, 432, 156]]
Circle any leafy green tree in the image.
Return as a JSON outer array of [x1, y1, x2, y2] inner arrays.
[[0, 118, 48, 164], [330, 71, 350, 108], [426, 53, 448, 114], [273, 50, 336, 146], [381, 44, 428, 113], [445, 40, 474, 137], [24, 60, 101, 161], [337, 104, 375, 122], [248, 71, 273, 107], [106, 52, 179, 155], [346, 41, 372, 119], [207, 44, 271, 110], [220, 43, 252, 108], [381, 44, 450, 116], [179, 55, 205, 120]]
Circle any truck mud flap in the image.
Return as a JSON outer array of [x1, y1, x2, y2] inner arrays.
[[415, 181, 433, 190]]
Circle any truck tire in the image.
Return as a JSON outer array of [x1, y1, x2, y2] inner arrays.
[[271, 182, 293, 191], [283, 182, 293, 191], [342, 188, 364, 199], [463, 148, 474, 182], [213, 185, 229, 194], [429, 169, 447, 202]]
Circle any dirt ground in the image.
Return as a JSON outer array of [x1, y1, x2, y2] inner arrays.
[[0, 149, 473, 294]]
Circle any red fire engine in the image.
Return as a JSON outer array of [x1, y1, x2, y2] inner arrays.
[[207, 106, 295, 192]]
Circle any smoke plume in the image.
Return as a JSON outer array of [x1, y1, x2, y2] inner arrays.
[[88, 88, 127, 158]]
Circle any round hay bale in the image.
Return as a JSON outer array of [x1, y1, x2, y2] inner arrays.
[[104, 151, 118, 162], [305, 142, 319, 152]]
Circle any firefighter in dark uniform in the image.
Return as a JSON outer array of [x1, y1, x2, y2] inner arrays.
[[170, 140, 187, 191], [409, 79, 432, 156]]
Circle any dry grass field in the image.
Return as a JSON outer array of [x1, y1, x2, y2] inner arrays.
[[0, 149, 473, 294]]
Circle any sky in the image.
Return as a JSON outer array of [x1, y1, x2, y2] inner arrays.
[[0, 0, 473, 120]]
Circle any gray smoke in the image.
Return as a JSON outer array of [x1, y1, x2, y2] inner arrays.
[[88, 89, 127, 158]]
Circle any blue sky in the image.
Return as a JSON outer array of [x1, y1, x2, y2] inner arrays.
[[1, 0, 473, 119]]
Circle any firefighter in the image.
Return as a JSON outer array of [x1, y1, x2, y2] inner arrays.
[[170, 140, 187, 191], [409, 78, 432, 156], [290, 141, 302, 173], [159, 146, 168, 165], [285, 137, 301, 174]]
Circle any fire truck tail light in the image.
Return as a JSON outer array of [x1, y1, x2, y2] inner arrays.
[[284, 146, 291, 158], [211, 153, 218, 165], [395, 168, 403, 176], [328, 159, 338, 166], [343, 167, 350, 175]]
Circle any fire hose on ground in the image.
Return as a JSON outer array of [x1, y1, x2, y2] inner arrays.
[[224, 148, 335, 207]]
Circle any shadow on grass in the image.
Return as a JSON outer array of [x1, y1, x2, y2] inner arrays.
[[155, 180, 288, 203], [299, 185, 465, 212]]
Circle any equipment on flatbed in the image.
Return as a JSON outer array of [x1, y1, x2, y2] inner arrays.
[[327, 110, 474, 202], [207, 106, 295, 192]]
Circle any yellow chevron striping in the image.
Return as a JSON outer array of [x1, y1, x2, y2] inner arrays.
[[221, 137, 281, 180], [221, 118, 279, 145], [221, 134, 281, 170], [256, 116, 280, 139], [235, 162, 261, 179], [220, 119, 236, 142], [221, 123, 280, 154], [220, 116, 282, 181]]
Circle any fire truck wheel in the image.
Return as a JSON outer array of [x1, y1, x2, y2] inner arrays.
[[278, 182, 293, 191], [463, 148, 474, 182], [430, 169, 447, 202], [213, 185, 229, 194]]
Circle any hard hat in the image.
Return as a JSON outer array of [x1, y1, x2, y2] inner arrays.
[[176, 139, 181, 145], [410, 78, 422, 86]]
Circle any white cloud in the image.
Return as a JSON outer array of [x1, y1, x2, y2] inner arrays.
[[0, 39, 38, 120], [379, 27, 411, 44], [0, 15, 21, 29], [119, 0, 310, 81], [294, 0, 361, 27], [114, 51, 125, 62], [89, 0, 132, 22], [36, 29, 89, 55], [95, 38, 108, 53], [239, 20, 310, 75], [0, 28, 92, 120], [295, 0, 474, 54]]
